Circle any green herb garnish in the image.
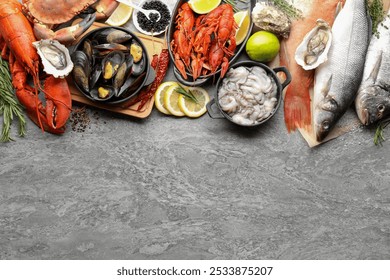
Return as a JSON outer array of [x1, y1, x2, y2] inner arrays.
[[0, 57, 26, 142], [176, 84, 199, 104], [368, 0, 386, 37], [270, 0, 303, 19], [374, 118, 390, 146]]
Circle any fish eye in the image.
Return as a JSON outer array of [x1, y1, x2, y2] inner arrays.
[[322, 120, 330, 130], [378, 104, 385, 112]]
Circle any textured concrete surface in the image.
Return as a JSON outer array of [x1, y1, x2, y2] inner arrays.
[[1, 0, 390, 261]]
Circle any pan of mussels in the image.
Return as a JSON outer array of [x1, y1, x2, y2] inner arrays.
[[70, 27, 154, 105]]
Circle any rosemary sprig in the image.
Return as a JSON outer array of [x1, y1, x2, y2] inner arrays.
[[0, 57, 26, 142], [176, 84, 199, 104], [374, 118, 390, 146], [269, 0, 303, 19]]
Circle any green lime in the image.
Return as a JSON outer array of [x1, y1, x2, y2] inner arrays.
[[245, 31, 280, 62]]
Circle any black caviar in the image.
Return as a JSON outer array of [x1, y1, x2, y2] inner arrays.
[[137, 0, 170, 33]]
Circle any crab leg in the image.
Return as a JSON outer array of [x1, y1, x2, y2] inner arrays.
[[33, 13, 96, 45], [94, 0, 119, 20]]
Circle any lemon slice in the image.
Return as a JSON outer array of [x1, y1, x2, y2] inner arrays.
[[178, 87, 210, 118], [188, 0, 221, 14], [105, 3, 133, 27], [234, 10, 251, 45], [163, 84, 185, 117], [154, 81, 178, 115]]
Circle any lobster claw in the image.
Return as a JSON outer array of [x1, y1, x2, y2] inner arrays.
[[43, 76, 72, 131]]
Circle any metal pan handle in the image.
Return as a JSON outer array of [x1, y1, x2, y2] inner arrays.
[[273, 66, 292, 90], [206, 99, 225, 119]]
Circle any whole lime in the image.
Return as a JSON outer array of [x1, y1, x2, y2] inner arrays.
[[246, 31, 280, 62]]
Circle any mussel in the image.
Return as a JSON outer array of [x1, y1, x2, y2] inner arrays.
[[131, 55, 146, 77], [130, 42, 143, 63], [93, 28, 132, 44], [90, 85, 116, 101], [113, 55, 134, 96], [82, 39, 93, 62], [102, 50, 125, 80], [119, 72, 147, 99], [72, 50, 91, 92]]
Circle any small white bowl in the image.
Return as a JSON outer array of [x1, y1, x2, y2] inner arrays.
[[132, 0, 172, 36]]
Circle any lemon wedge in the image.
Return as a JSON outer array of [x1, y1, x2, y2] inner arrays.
[[105, 3, 133, 27], [188, 0, 221, 14], [163, 84, 186, 117], [154, 81, 178, 115], [234, 10, 251, 45], [178, 87, 210, 118]]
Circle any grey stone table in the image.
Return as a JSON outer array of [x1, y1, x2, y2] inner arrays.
[[1, 1, 390, 260]]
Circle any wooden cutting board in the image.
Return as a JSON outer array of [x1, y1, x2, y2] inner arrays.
[[68, 22, 165, 118]]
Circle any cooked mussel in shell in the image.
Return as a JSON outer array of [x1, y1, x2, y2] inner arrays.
[[72, 50, 91, 92], [130, 42, 143, 63], [90, 85, 116, 101], [113, 56, 134, 96], [102, 50, 125, 80], [92, 28, 132, 44]]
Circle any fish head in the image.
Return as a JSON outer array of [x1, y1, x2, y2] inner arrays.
[[356, 85, 390, 125], [314, 94, 338, 142]]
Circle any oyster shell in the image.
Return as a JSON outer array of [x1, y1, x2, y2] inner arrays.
[[295, 19, 332, 70], [33, 39, 73, 78], [251, 2, 291, 38]]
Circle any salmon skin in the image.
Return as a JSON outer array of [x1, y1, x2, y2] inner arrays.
[[280, 0, 344, 133]]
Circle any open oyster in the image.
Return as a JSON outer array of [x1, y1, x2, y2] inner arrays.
[[33, 39, 73, 78], [295, 19, 332, 70]]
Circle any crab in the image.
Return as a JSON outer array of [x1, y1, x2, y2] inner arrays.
[[22, 0, 119, 45]]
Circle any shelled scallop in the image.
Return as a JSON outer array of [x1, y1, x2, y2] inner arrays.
[[295, 19, 332, 70], [71, 27, 148, 102]]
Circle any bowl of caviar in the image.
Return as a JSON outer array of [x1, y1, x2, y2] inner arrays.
[[133, 0, 171, 36]]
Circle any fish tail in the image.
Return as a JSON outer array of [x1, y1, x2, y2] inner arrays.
[[284, 82, 312, 132]]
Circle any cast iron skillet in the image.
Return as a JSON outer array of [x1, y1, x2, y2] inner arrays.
[[207, 60, 292, 127], [70, 26, 155, 105], [167, 0, 255, 86]]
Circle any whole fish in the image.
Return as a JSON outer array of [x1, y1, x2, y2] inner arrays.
[[280, 0, 344, 133], [313, 0, 371, 141], [355, 11, 390, 125]]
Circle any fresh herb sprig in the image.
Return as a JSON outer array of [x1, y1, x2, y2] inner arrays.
[[176, 84, 199, 104], [270, 0, 303, 19], [374, 118, 390, 146], [368, 0, 386, 37], [0, 57, 26, 142]]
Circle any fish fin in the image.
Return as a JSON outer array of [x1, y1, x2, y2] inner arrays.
[[334, 2, 343, 20], [322, 74, 333, 97], [284, 81, 313, 133], [368, 51, 383, 84]]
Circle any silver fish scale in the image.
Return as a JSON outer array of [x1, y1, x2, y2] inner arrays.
[[313, 0, 370, 141], [355, 12, 390, 125]]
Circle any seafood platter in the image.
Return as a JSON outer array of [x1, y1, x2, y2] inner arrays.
[[167, 0, 255, 86], [2, 0, 390, 148], [70, 26, 154, 105]]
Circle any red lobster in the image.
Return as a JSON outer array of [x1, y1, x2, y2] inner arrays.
[[0, 0, 71, 134]]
